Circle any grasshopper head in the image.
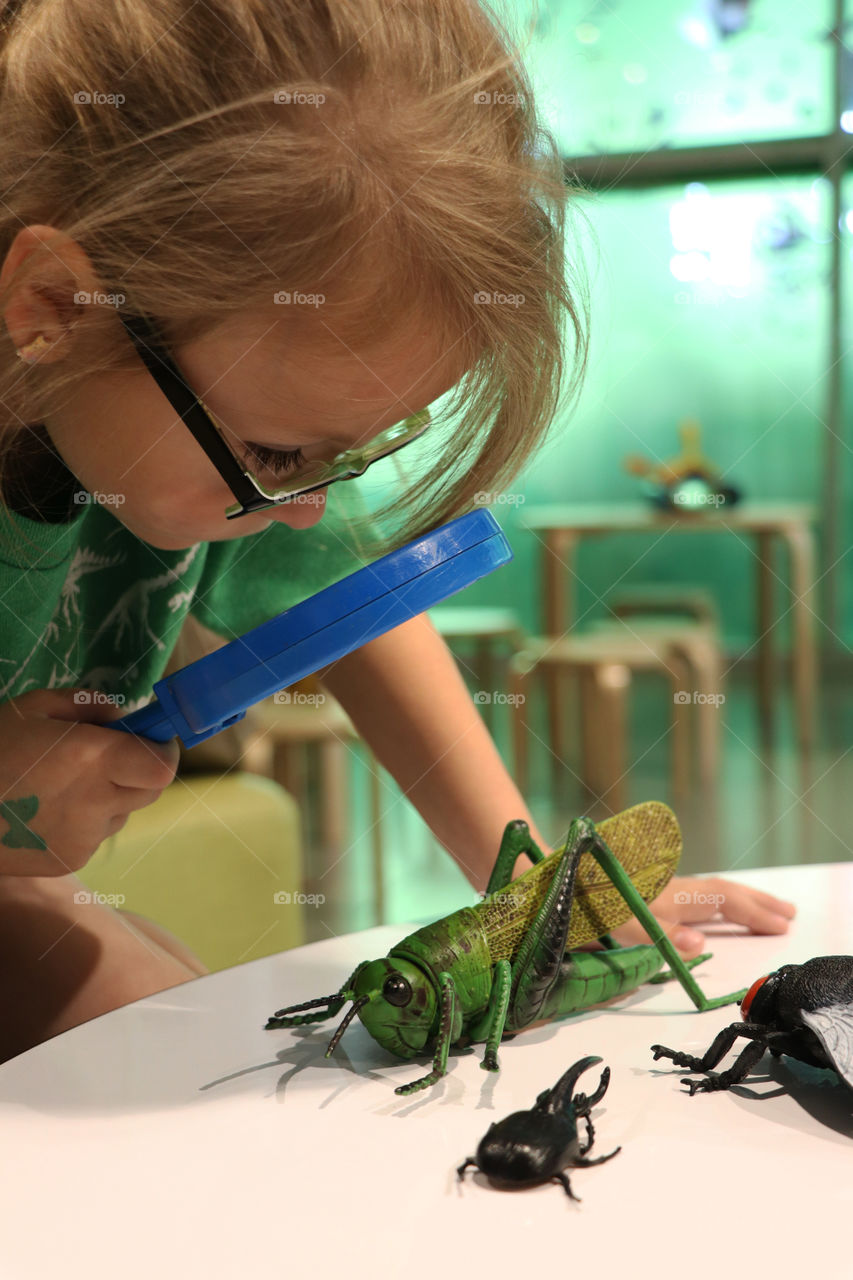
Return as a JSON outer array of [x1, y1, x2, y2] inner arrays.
[[329, 957, 437, 1061]]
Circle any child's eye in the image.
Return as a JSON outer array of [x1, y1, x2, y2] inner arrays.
[[239, 442, 307, 475]]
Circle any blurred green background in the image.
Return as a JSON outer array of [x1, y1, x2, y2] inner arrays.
[[299, 0, 853, 933], [356, 0, 848, 653]]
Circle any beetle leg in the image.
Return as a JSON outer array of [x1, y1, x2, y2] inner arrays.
[[508, 819, 597, 1029], [484, 819, 548, 897], [457, 1158, 478, 1181], [554, 1172, 580, 1201], [571, 1146, 621, 1168], [394, 971, 459, 1096]]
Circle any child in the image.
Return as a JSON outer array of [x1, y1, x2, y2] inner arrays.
[[0, 0, 794, 1063]]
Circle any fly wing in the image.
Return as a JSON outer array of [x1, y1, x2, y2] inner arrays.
[[800, 1004, 853, 1089], [566, 800, 682, 948]]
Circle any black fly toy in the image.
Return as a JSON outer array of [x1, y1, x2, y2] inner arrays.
[[651, 955, 853, 1095], [457, 1055, 621, 1200]]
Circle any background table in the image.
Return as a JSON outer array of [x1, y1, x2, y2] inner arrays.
[[524, 502, 819, 753], [1, 862, 851, 1280]]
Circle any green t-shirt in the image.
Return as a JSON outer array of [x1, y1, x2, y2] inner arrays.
[[0, 487, 370, 712]]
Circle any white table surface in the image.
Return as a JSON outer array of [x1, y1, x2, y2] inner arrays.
[[1, 863, 852, 1280]]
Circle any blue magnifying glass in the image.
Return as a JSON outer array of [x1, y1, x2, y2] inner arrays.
[[108, 509, 511, 748]]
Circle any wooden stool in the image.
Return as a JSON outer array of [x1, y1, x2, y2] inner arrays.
[[510, 630, 701, 813], [605, 584, 720, 630], [243, 683, 386, 921], [589, 617, 723, 785]]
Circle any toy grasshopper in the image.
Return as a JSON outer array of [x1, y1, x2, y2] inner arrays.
[[266, 801, 746, 1095]]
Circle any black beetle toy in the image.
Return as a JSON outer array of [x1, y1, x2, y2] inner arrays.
[[457, 1055, 621, 1199], [651, 955, 853, 1095]]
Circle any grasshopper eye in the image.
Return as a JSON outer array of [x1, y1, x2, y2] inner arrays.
[[382, 974, 412, 1007]]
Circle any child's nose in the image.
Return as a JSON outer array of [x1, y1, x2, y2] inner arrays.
[[267, 487, 327, 529]]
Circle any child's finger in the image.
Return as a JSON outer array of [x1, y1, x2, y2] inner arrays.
[[713, 883, 794, 935], [730, 884, 796, 919], [609, 915, 706, 959]]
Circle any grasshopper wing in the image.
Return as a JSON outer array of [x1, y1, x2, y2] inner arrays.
[[566, 800, 682, 948]]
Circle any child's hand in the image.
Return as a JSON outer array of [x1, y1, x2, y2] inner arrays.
[[609, 874, 797, 959], [0, 688, 179, 877]]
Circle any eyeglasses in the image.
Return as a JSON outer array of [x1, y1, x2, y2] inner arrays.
[[116, 310, 432, 519]]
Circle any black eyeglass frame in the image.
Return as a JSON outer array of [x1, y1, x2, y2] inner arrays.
[[116, 310, 431, 519]]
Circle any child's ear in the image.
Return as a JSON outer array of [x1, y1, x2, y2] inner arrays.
[[0, 223, 95, 361]]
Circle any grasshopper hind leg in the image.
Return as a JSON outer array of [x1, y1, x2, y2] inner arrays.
[[507, 818, 598, 1031], [484, 820, 547, 898]]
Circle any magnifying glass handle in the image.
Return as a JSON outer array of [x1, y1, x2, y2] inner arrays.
[[108, 693, 246, 747], [110, 702, 174, 741]]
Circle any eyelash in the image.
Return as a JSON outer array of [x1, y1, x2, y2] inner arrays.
[[239, 442, 306, 475]]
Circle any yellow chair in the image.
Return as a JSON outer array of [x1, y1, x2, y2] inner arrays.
[[77, 772, 305, 971]]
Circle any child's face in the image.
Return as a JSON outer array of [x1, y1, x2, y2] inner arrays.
[[45, 306, 466, 550]]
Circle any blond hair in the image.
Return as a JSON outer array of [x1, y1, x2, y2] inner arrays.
[[0, 0, 587, 546]]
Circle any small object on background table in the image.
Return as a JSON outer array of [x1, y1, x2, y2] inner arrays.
[[651, 955, 853, 1096], [624, 418, 740, 512], [266, 801, 746, 1097], [457, 1056, 620, 1200]]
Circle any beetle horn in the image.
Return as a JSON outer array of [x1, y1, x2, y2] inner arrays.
[[325, 995, 369, 1056], [539, 1055, 605, 1114]]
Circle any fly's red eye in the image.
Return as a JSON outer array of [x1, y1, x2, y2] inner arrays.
[[741, 974, 768, 1020]]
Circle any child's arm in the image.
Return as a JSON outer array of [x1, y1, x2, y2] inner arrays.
[[320, 612, 550, 890], [320, 614, 796, 953]]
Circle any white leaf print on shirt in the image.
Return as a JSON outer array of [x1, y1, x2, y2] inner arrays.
[[1, 545, 125, 698], [1, 542, 202, 700], [89, 544, 201, 652]]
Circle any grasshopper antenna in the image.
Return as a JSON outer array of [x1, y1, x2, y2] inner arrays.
[[270, 993, 342, 1019], [326, 996, 369, 1056]]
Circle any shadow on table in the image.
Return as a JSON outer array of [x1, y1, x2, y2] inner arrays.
[[647, 1054, 853, 1144]]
